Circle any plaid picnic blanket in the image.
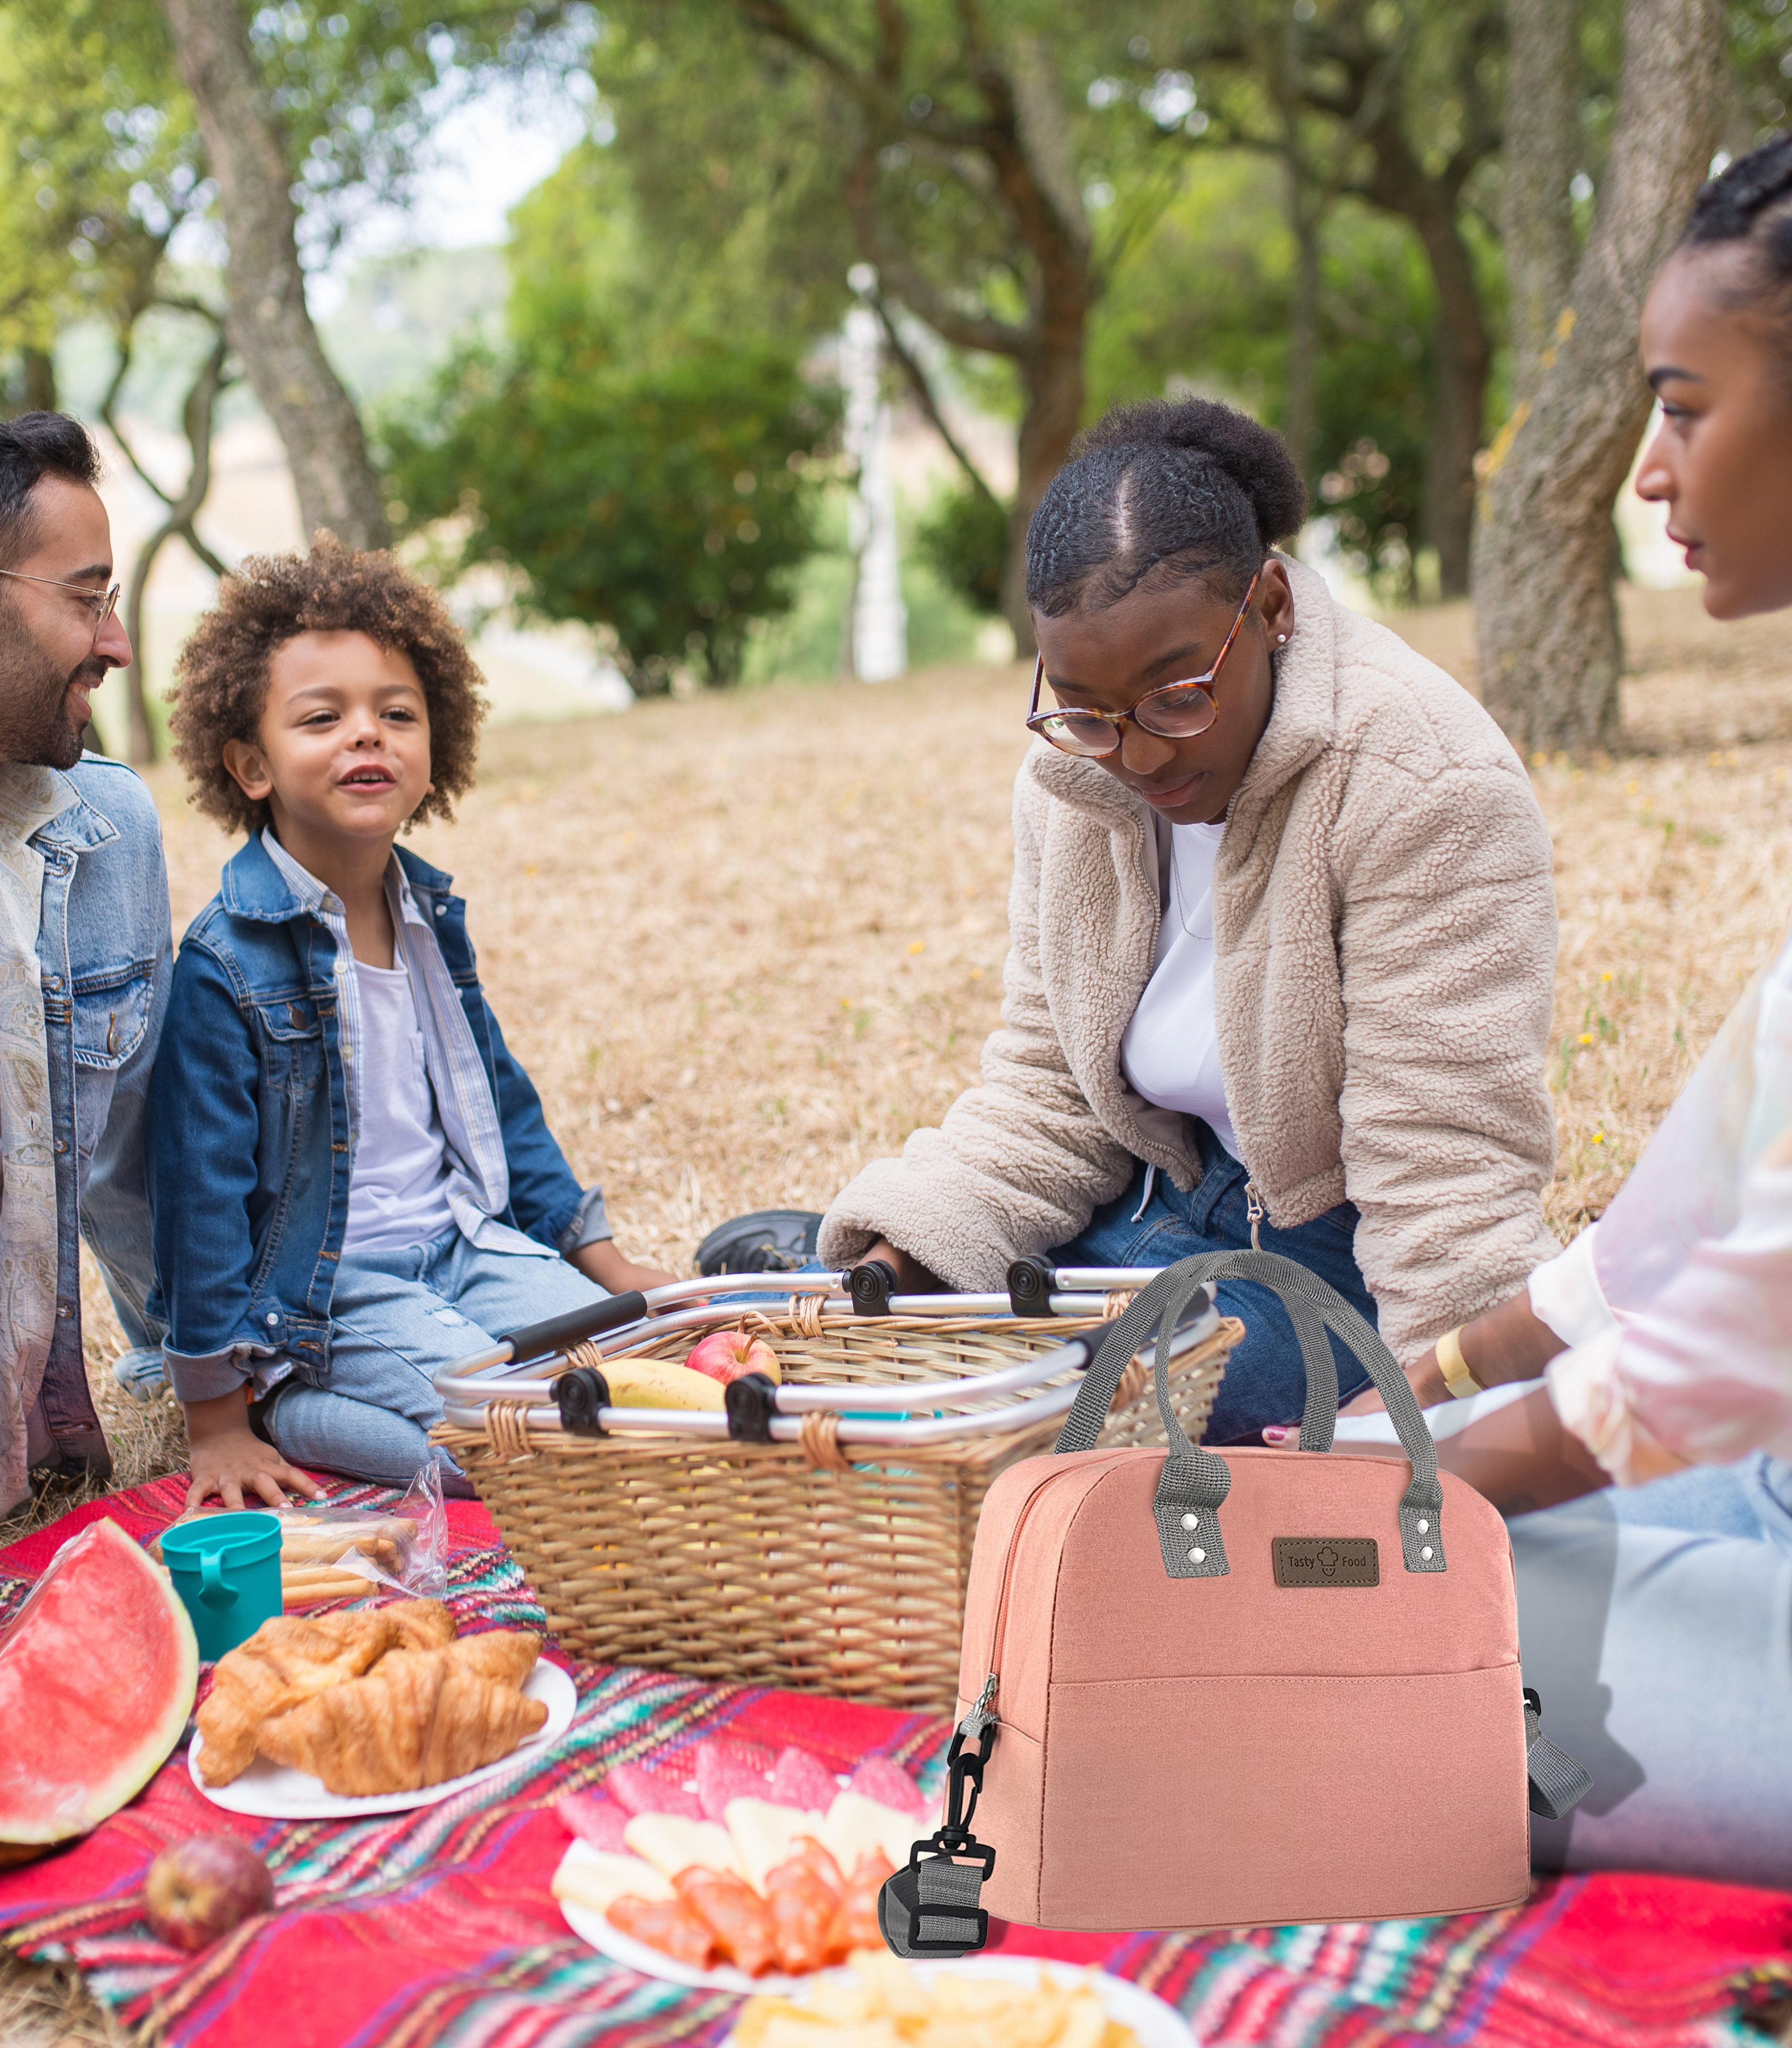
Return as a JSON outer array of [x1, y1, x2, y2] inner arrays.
[[3, 1479, 1790, 2047]]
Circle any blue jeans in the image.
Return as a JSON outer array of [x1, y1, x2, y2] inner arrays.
[[264, 1227, 608, 1486], [1511, 1454, 1792, 1889], [1047, 1127, 1375, 1444]]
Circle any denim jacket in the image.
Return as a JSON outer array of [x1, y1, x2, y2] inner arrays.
[[148, 835, 595, 1401], [38, 757, 173, 1474]]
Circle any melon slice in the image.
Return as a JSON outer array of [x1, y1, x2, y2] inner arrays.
[[0, 1520, 199, 1860]]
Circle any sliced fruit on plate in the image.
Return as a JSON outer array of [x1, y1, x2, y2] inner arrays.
[[0, 1520, 199, 1865], [610, 1894, 720, 1968], [820, 1791, 918, 1878], [696, 1737, 776, 1820], [724, 1796, 827, 1894], [846, 1756, 932, 1820], [624, 1812, 743, 1882], [606, 1760, 703, 1820], [551, 1843, 673, 1915], [674, 1865, 780, 1977], [556, 1791, 632, 1851], [769, 1745, 841, 1815]]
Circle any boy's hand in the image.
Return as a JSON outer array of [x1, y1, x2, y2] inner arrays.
[[183, 1390, 323, 1511], [570, 1240, 682, 1297]]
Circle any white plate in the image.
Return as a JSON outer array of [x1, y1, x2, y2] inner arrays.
[[561, 1896, 1194, 2046], [190, 1659, 577, 1818]]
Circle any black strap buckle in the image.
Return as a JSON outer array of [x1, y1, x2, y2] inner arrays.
[[940, 1719, 996, 1840]]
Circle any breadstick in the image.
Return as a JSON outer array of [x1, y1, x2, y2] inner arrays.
[[282, 1572, 373, 1606]]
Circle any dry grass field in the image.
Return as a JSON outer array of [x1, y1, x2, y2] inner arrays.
[[4, 581, 1792, 2041]]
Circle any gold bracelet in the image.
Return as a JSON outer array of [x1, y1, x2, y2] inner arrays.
[[1436, 1325, 1483, 1399]]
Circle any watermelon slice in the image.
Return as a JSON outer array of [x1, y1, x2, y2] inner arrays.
[[767, 1745, 839, 1814], [693, 1739, 774, 1820], [604, 1760, 703, 1820], [846, 1757, 931, 1819], [0, 1520, 199, 1862], [556, 1792, 632, 1850]]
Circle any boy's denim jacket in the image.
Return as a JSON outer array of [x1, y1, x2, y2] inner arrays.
[[38, 758, 173, 1472], [148, 835, 597, 1402]]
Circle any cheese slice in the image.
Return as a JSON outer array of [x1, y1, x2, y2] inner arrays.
[[724, 1797, 827, 1894], [623, 1811, 743, 1882], [551, 1843, 674, 1916], [819, 1792, 918, 1877]]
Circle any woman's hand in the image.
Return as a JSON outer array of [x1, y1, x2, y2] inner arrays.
[[861, 1239, 947, 1291], [570, 1240, 683, 1296], [183, 1390, 323, 1511]]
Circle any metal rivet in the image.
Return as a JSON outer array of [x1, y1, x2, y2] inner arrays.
[[1188, 1547, 1205, 1564], [45, 975, 61, 992], [434, 903, 446, 916], [265, 1312, 280, 1327], [56, 1304, 72, 1318], [1420, 1546, 1434, 1561], [53, 1138, 67, 1154], [1417, 1519, 1429, 1533], [1180, 1512, 1198, 1530]]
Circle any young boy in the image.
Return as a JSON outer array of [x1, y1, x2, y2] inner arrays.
[[150, 537, 676, 1508]]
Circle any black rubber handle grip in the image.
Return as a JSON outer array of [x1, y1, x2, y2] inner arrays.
[[501, 1289, 647, 1363]]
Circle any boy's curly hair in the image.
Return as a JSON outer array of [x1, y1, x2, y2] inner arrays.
[[169, 532, 486, 836]]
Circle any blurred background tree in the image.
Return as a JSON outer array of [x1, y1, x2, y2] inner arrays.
[[7, 0, 1790, 739], [380, 156, 838, 688]]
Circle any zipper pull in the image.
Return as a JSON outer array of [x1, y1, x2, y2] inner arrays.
[[959, 1672, 999, 1738], [1246, 1182, 1265, 1252]]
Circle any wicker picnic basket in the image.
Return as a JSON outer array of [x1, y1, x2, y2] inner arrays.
[[434, 1269, 1236, 1710]]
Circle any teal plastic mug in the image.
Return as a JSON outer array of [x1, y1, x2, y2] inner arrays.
[[160, 1511, 284, 1661]]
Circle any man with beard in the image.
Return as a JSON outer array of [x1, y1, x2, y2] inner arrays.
[[0, 412, 172, 1518]]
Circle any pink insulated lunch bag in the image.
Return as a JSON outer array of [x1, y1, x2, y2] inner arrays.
[[879, 1254, 1589, 1955]]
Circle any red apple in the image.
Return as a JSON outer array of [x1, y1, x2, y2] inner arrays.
[[144, 1834, 274, 1951], [684, 1330, 781, 1385]]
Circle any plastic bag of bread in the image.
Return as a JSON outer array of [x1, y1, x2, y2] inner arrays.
[[157, 1461, 450, 1606]]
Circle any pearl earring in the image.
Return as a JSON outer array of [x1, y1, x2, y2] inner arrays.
[[1276, 633, 1287, 644]]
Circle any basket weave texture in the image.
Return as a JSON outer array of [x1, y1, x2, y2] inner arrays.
[[436, 1306, 1238, 1710]]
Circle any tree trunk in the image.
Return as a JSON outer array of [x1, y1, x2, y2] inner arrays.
[[1409, 197, 1490, 599], [159, 0, 389, 551], [1473, 0, 1728, 756], [21, 347, 55, 414], [1002, 328, 1085, 660], [1501, 0, 1582, 404], [1283, 169, 1322, 489]]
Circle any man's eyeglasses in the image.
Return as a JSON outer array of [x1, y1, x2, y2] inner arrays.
[[0, 568, 121, 649], [1026, 570, 1261, 759]]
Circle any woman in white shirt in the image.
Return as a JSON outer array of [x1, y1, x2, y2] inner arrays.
[[818, 397, 1563, 1443], [1308, 135, 1792, 1887]]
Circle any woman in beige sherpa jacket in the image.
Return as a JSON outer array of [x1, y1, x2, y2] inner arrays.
[[819, 396, 1561, 1443]]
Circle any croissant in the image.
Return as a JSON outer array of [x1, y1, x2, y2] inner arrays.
[[376, 1629, 539, 1691], [257, 1652, 548, 1795], [197, 1610, 401, 1786], [379, 1599, 458, 1653]]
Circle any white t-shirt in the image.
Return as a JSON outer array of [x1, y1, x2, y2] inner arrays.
[[343, 954, 457, 1254], [1118, 820, 1240, 1158]]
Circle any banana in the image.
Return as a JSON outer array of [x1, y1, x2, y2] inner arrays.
[[600, 1357, 729, 1411]]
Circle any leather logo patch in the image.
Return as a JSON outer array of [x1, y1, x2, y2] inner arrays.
[[1272, 1537, 1380, 1587]]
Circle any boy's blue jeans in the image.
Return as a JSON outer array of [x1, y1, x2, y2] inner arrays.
[[1047, 1123, 1376, 1444], [264, 1226, 608, 1486]]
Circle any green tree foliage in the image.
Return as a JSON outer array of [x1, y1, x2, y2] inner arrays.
[[381, 155, 838, 689], [915, 478, 1009, 616]]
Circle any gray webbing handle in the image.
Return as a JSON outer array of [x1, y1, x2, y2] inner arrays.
[[1053, 1251, 1446, 1578]]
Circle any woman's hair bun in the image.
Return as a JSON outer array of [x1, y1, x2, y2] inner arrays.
[[1072, 395, 1307, 547]]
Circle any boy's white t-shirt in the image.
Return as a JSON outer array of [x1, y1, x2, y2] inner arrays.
[[1118, 819, 1241, 1158], [343, 954, 457, 1254]]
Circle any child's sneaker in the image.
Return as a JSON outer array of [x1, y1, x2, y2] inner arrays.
[[112, 1346, 167, 1403]]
